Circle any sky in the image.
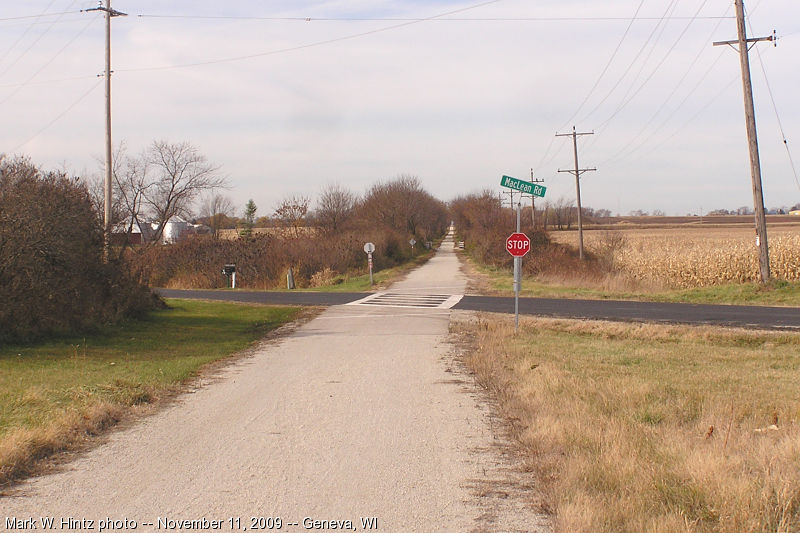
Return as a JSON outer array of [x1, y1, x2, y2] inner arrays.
[[1, 0, 799, 217]]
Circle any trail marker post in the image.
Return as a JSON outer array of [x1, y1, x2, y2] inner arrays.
[[364, 242, 376, 285]]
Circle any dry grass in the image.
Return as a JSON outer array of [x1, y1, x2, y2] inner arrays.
[[455, 313, 800, 532], [551, 224, 800, 288]]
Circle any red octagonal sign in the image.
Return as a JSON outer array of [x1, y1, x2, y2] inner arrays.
[[506, 232, 531, 257]]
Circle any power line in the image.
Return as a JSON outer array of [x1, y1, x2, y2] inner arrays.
[[641, 75, 739, 160], [0, 0, 58, 67], [13, 79, 102, 152], [0, 16, 97, 106], [0, 0, 80, 78], [119, 0, 507, 73], [134, 14, 733, 22], [536, 0, 680, 172], [598, 50, 727, 167], [748, 20, 800, 192], [0, 74, 96, 89], [0, 10, 80, 23], [537, 0, 645, 169], [594, 0, 713, 133], [599, 4, 733, 165], [574, 0, 681, 128]]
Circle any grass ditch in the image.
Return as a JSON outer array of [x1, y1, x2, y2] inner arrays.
[[0, 299, 304, 487], [454, 313, 800, 532]]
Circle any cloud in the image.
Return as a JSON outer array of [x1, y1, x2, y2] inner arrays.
[[1, 0, 798, 215]]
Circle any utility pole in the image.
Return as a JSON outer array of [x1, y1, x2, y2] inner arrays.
[[85, 1, 127, 258], [557, 127, 596, 260], [501, 188, 516, 229], [713, 0, 774, 283], [528, 168, 545, 230]]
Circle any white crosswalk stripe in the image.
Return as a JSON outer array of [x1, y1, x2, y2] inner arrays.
[[347, 292, 463, 309]]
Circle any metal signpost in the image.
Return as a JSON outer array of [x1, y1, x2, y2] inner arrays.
[[507, 227, 530, 333], [364, 242, 375, 285], [502, 175, 544, 332], [409, 238, 416, 255]]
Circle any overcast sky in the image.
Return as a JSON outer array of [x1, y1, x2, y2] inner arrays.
[[2, 0, 799, 217]]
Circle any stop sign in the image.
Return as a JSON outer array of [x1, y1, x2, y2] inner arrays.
[[506, 232, 531, 257]]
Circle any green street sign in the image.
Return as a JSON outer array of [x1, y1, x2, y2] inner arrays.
[[501, 175, 546, 197]]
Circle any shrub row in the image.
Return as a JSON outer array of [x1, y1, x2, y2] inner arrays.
[[0, 157, 154, 343], [131, 228, 419, 289], [450, 190, 602, 279]]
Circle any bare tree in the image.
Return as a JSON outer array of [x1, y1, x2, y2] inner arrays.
[[553, 196, 575, 230], [316, 183, 356, 232], [143, 140, 225, 244], [359, 175, 447, 238], [112, 143, 152, 244], [274, 195, 310, 238], [199, 193, 234, 238]]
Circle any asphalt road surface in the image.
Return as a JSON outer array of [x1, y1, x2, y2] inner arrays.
[[3, 234, 550, 532], [157, 289, 800, 331]]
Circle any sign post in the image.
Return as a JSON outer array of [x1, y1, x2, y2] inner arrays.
[[501, 174, 544, 331], [364, 242, 376, 285], [409, 238, 416, 256], [506, 216, 531, 333]]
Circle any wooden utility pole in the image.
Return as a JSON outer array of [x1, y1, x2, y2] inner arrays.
[[527, 168, 545, 230], [713, 0, 774, 283], [557, 127, 595, 260], [85, 1, 127, 258]]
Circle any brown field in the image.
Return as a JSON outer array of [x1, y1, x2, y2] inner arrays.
[[217, 226, 318, 240], [549, 216, 800, 288]]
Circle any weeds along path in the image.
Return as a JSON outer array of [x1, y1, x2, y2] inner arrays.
[[2, 231, 549, 532]]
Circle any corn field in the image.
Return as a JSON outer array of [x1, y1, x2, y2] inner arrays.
[[554, 227, 800, 288]]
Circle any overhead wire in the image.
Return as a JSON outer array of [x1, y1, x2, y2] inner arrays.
[[536, 0, 681, 173], [747, 16, 800, 192], [0, 0, 80, 78], [0, 10, 81, 23], [134, 14, 732, 22], [120, 0, 507, 73], [592, 0, 712, 134], [0, 0, 58, 67], [573, 0, 681, 129], [599, 50, 726, 167], [598, 3, 732, 166], [0, 15, 98, 106], [533, 0, 646, 173], [0, 74, 96, 89], [599, 0, 766, 165], [12, 79, 102, 152], [638, 74, 739, 161]]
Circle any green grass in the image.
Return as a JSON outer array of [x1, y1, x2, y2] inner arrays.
[[472, 259, 800, 306], [0, 299, 302, 484]]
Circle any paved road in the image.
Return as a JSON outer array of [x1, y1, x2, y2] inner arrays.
[[158, 290, 800, 331], [4, 233, 549, 532], [456, 295, 800, 330]]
